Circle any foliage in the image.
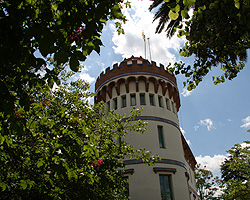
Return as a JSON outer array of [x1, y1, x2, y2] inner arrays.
[[0, 1, 157, 199], [219, 141, 250, 200], [0, 0, 128, 118], [149, 0, 250, 90], [195, 164, 219, 200], [0, 73, 157, 199]]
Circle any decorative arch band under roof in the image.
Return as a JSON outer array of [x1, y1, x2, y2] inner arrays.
[[95, 56, 181, 111]]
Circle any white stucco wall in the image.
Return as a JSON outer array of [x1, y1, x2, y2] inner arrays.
[[100, 70, 197, 200]]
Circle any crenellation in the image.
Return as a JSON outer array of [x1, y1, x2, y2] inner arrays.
[[151, 61, 156, 67], [142, 59, 148, 65], [120, 60, 127, 67], [95, 57, 178, 93], [105, 67, 110, 74], [113, 63, 118, 70]]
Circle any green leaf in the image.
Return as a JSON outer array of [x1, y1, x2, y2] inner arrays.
[[69, 55, 80, 72], [0, 135, 5, 145], [54, 50, 69, 65], [48, 78, 54, 88], [74, 51, 86, 61], [169, 10, 179, 20], [20, 180, 28, 190], [181, 9, 189, 19], [235, 1, 240, 9], [52, 157, 60, 165], [0, 182, 7, 191], [173, 4, 180, 13], [37, 158, 45, 168], [39, 37, 52, 57], [183, 0, 196, 8]]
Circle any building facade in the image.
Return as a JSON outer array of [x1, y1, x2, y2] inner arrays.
[[95, 56, 197, 200]]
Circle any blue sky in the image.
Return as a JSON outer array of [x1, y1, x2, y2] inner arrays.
[[73, 1, 250, 175]]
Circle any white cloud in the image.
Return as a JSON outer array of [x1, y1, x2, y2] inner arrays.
[[111, 1, 185, 67], [196, 154, 226, 174], [199, 118, 215, 131], [194, 126, 199, 131], [181, 88, 192, 97], [79, 73, 95, 84], [240, 116, 250, 128], [240, 141, 250, 148], [227, 119, 232, 122]]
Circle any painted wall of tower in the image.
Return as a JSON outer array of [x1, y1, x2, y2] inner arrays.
[[95, 56, 197, 200]]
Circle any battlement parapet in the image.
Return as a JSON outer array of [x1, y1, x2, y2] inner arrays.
[[95, 56, 176, 92]]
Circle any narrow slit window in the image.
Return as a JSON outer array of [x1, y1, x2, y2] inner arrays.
[[140, 93, 146, 105], [158, 96, 163, 107], [130, 94, 136, 106], [166, 98, 171, 110], [113, 98, 117, 110], [121, 95, 126, 108], [149, 94, 155, 106], [158, 126, 165, 148]]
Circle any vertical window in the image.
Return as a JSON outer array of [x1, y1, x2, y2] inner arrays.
[[159, 175, 173, 200], [121, 95, 126, 108], [172, 102, 176, 113], [106, 101, 110, 112], [158, 96, 163, 107], [113, 98, 117, 110], [140, 93, 146, 105], [166, 98, 171, 110], [130, 94, 136, 106], [149, 94, 155, 106], [158, 126, 165, 148]]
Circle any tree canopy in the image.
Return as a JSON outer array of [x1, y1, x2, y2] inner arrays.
[[0, 1, 160, 199], [0, 0, 128, 117], [195, 141, 250, 200], [195, 164, 218, 200], [220, 141, 250, 200], [0, 72, 156, 199], [149, 0, 250, 90]]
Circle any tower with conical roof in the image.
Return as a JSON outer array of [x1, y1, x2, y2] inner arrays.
[[95, 56, 197, 200]]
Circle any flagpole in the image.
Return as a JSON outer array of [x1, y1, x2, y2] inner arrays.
[[147, 37, 152, 62], [142, 31, 146, 59]]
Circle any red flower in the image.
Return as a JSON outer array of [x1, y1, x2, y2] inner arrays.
[[68, 26, 86, 43], [92, 160, 104, 168], [78, 113, 86, 120], [15, 113, 23, 119]]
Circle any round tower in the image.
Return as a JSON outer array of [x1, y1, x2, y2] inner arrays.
[[95, 56, 197, 200]]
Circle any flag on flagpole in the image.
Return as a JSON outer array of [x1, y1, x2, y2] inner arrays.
[[142, 31, 145, 41]]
